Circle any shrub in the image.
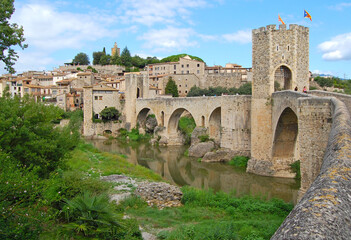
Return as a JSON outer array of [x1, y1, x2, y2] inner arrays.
[[198, 134, 210, 142], [290, 160, 301, 180], [229, 156, 250, 168]]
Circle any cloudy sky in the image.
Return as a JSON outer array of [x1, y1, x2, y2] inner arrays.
[[1, 0, 351, 78]]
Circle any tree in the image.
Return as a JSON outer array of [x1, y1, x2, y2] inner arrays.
[[111, 54, 122, 65], [121, 47, 132, 67], [72, 52, 90, 65], [100, 107, 119, 122], [93, 51, 105, 65], [165, 77, 179, 97], [0, 94, 80, 177], [0, 0, 28, 73], [99, 54, 111, 65]]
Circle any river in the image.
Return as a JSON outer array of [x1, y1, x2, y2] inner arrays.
[[87, 139, 299, 204]]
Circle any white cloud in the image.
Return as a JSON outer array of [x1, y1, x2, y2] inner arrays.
[[222, 30, 251, 44], [318, 33, 351, 61], [118, 0, 207, 26], [330, 2, 351, 11], [13, 3, 116, 51], [138, 26, 197, 52]]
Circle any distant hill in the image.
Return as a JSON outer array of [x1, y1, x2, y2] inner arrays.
[[160, 54, 204, 63]]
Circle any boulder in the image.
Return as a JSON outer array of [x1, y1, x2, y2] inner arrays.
[[191, 127, 207, 145], [202, 148, 250, 163], [188, 141, 215, 158]]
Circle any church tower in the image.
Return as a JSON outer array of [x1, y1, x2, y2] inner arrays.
[[111, 42, 120, 57]]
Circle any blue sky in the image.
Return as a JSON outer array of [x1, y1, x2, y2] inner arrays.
[[2, 0, 351, 79]]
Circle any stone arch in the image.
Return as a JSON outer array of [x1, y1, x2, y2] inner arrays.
[[168, 108, 195, 135], [274, 65, 293, 91], [136, 108, 158, 133], [272, 107, 298, 159], [209, 107, 221, 143], [103, 130, 112, 135]]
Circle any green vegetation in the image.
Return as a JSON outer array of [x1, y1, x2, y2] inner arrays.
[[0, 0, 28, 73], [229, 156, 250, 168], [290, 160, 301, 180], [198, 134, 210, 142], [100, 107, 120, 122], [72, 52, 90, 65], [187, 83, 252, 97], [178, 116, 196, 145], [121, 186, 293, 240], [165, 77, 179, 97], [313, 76, 351, 94], [160, 53, 204, 63], [117, 128, 151, 142]]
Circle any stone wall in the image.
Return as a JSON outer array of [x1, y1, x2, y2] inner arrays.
[[272, 98, 351, 239], [200, 73, 251, 89], [310, 90, 351, 113]]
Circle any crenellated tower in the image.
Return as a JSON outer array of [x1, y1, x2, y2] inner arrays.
[[249, 24, 309, 176]]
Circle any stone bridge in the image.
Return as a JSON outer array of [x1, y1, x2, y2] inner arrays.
[[134, 95, 251, 151]]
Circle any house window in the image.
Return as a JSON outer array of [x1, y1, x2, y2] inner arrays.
[[185, 90, 188, 93], [181, 71, 184, 74], [185, 84, 187, 87], [187, 70, 189, 74], [99, 96, 103, 100], [174, 65, 176, 70], [181, 65, 184, 68], [179, 90, 181, 93], [197, 64, 200, 67], [197, 70, 200, 74], [187, 64, 189, 68], [174, 71, 176, 74], [179, 85, 181, 87], [95, 96, 98, 100]]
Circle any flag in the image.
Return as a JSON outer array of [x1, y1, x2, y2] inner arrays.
[[304, 10, 312, 21], [278, 14, 285, 25]]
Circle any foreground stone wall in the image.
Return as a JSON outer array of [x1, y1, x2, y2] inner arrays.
[[310, 90, 351, 113], [272, 98, 351, 239]]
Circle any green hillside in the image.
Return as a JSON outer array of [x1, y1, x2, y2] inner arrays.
[[161, 54, 204, 63]]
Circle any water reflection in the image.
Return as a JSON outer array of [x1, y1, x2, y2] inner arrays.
[[87, 139, 299, 204]]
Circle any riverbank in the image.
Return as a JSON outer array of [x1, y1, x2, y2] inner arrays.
[[66, 142, 294, 239]]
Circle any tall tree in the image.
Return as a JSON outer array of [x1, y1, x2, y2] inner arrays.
[[93, 51, 105, 65], [72, 52, 90, 65], [102, 47, 106, 54], [0, 0, 28, 73], [99, 54, 111, 65], [165, 77, 179, 97], [121, 47, 132, 67]]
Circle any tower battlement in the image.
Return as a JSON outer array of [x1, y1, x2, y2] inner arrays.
[[252, 24, 309, 35]]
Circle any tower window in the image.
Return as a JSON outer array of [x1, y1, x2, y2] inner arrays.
[[288, 45, 290, 51], [277, 45, 279, 51]]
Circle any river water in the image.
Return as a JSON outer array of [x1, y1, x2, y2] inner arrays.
[[87, 139, 299, 204]]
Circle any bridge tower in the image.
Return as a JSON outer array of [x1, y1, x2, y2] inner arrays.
[[248, 24, 309, 176]]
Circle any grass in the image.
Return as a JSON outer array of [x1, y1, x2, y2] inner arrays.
[[120, 186, 293, 240], [67, 143, 164, 181]]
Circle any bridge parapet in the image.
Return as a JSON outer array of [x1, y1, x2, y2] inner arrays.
[[272, 98, 351, 239]]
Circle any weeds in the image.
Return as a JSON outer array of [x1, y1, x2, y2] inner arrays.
[[229, 156, 250, 168]]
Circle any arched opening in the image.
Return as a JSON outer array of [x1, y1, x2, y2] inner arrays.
[[209, 107, 221, 144], [137, 88, 140, 98], [272, 108, 298, 159], [161, 111, 165, 126], [103, 130, 112, 135], [201, 116, 205, 127], [274, 65, 292, 91], [136, 108, 158, 133], [168, 108, 196, 144]]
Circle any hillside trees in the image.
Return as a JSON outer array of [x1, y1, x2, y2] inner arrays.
[[121, 47, 132, 67], [0, 0, 28, 73], [72, 52, 90, 65]]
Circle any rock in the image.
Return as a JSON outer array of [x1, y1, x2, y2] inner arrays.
[[188, 141, 215, 158], [191, 127, 207, 145], [134, 182, 183, 209], [202, 148, 250, 163], [145, 117, 157, 133], [158, 136, 168, 146]]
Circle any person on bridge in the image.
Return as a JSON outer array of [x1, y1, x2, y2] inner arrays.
[[303, 86, 307, 93], [294, 86, 298, 91]]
